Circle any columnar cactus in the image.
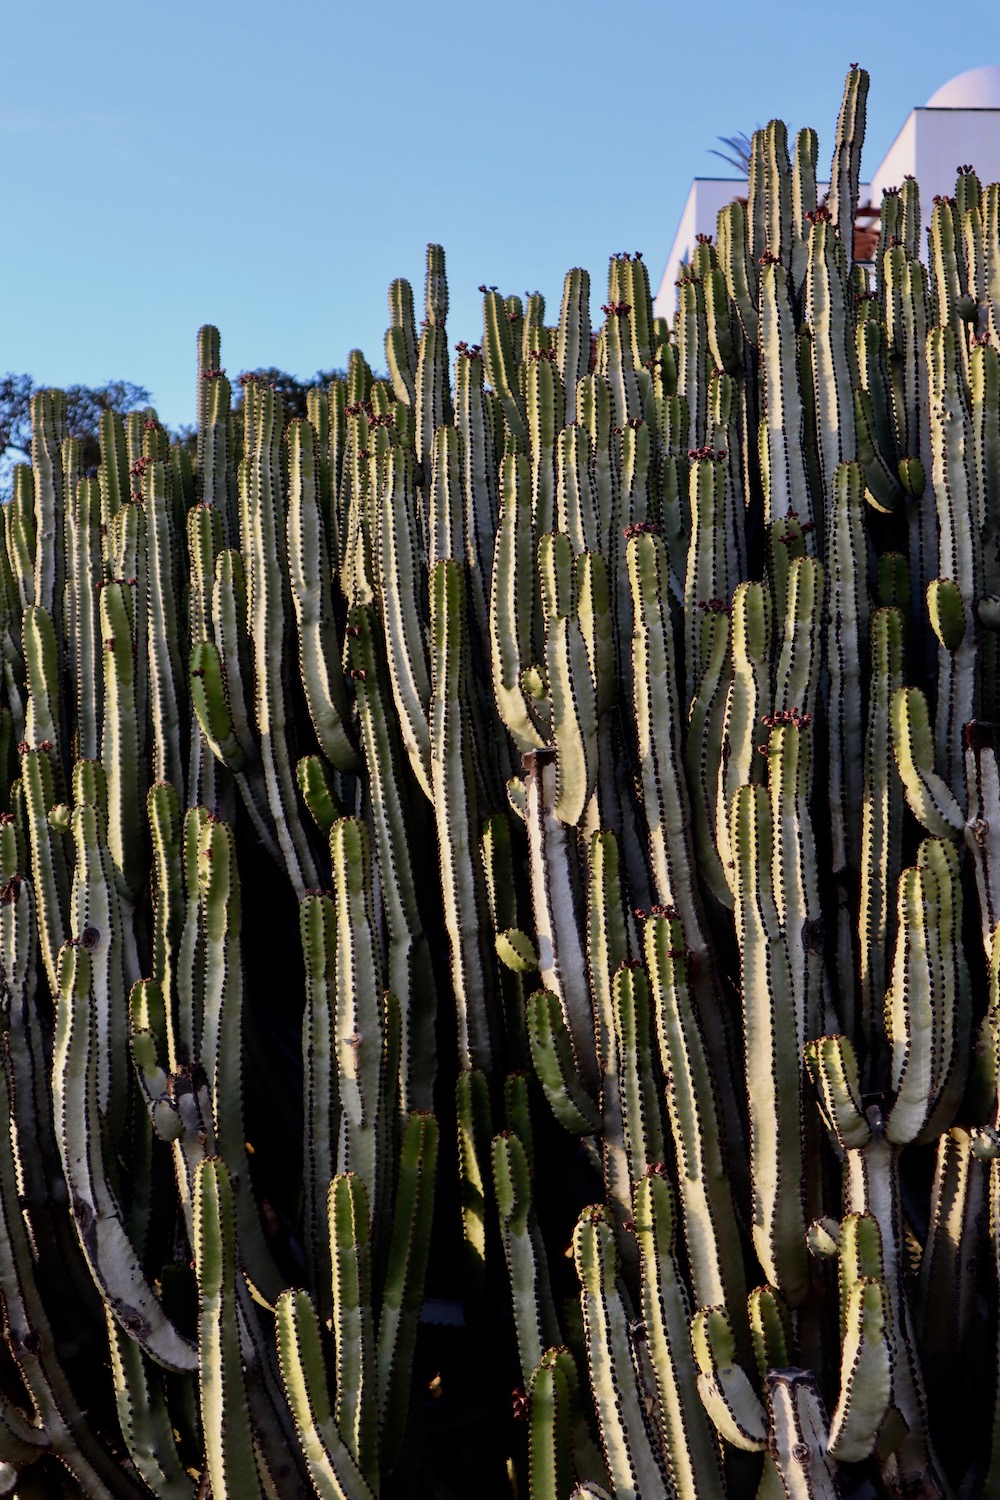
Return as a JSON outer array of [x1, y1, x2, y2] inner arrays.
[[0, 61, 998, 1500]]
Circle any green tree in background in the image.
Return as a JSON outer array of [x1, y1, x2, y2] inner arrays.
[[0, 374, 152, 490]]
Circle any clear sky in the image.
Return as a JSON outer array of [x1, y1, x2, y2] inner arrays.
[[2, 0, 997, 434]]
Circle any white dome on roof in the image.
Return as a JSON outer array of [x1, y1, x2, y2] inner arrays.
[[927, 66, 1000, 108]]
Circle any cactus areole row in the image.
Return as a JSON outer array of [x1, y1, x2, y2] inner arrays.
[[2, 65, 1000, 1498]]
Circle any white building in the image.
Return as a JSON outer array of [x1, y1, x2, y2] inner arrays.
[[653, 65, 1000, 321]]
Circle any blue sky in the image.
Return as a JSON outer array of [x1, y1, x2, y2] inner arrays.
[[1, 0, 995, 433]]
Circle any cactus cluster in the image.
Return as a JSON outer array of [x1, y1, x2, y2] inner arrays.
[[1, 64, 1000, 1498]]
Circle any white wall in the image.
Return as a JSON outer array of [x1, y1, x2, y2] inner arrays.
[[654, 103, 1000, 319]]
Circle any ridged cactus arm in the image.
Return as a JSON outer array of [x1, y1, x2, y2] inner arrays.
[[197, 814, 284, 1305], [557, 426, 597, 560], [859, 608, 905, 1047], [828, 65, 869, 261], [296, 753, 340, 837], [626, 530, 698, 926], [327, 1174, 379, 1486], [0, 1031, 142, 1497], [889, 685, 964, 836], [758, 261, 815, 531], [429, 559, 495, 1071], [206, 554, 282, 853], [632, 1170, 726, 1498], [375, 445, 433, 799], [718, 581, 772, 888], [683, 450, 731, 703], [482, 812, 531, 1061], [557, 268, 592, 396], [6, 466, 36, 614], [644, 914, 749, 1342], [539, 532, 598, 827], [23, 606, 65, 794], [690, 1304, 767, 1452], [100, 581, 145, 899], [490, 454, 547, 752], [987, 1158, 1000, 1492], [731, 784, 809, 1307], [572, 1205, 670, 1496], [526, 988, 600, 1135], [196, 324, 221, 456], [189, 639, 250, 773], [804, 1035, 872, 1153], [20, 747, 69, 998], [245, 383, 319, 896], [930, 195, 967, 335], [965, 722, 1000, 953], [885, 838, 969, 1145], [675, 273, 712, 448], [767, 723, 825, 1044], [385, 277, 418, 408], [70, 800, 129, 1137], [199, 373, 238, 547], [523, 749, 597, 1094], [707, 373, 747, 582], [454, 346, 500, 648], [482, 290, 528, 448], [427, 424, 467, 574], [884, 246, 928, 456], [455, 1068, 492, 1304], [52, 940, 197, 1371], [414, 322, 452, 473], [684, 609, 732, 907], [585, 830, 626, 1075], [915, 1127, 983, 1451], [96, 410, 128, 562], [193, 1157, 264, 1499], [105, 1311, 195, 1498], [185, 505, 228, 807], [985, 183, 1000, 346], [774, 555, 824, 742], [424, 242, 448, 326], [526, 352, 564, 543], [717, 200, 758, 346], [766, 1369, 838, 1497], [597, 297, 641, 431], [143, 461, 187, 795], [187, 504, 223, 652], [0, 513, 25, 714], [745, 127, 767, 267], [66, 477, 104, 762], [825, 460, 869, 878], [286, 418, 360, 772], [843, 1128, 954, 1488], [972, 342, 1000, 703], [491, 1130, 561, 1384], [128, 980, 182, 1145], [376, 1111, 438, 1472], [175, 804, 209, 1067], [705, 266, 740, 379], [29, 391, 65, 635], [747, 1285, 794, 1398], [927, 325, 980, 793], [275, 1288, 376, 1500], [331, 817, 387, 1226], [348, 602, 436, 1108], [616, 254, 655, 370], [527, 1347, 576, 1500], [805, 208, 856, 535], [610, 964, 664, 1186], [0, 868, 58, 1214], [300, 892, 340, 1299], [791, 127, 819, 294]]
